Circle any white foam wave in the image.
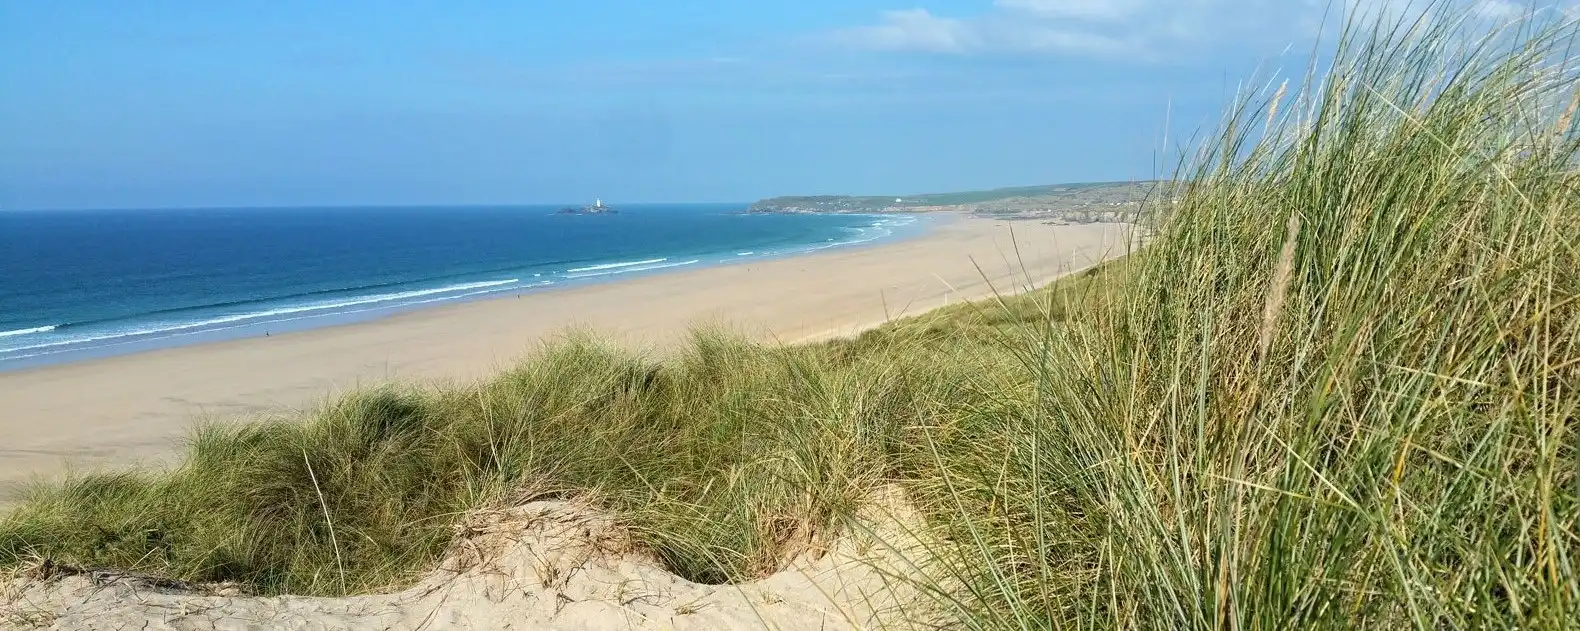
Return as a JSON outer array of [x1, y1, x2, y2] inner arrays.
[[0, 281, 556, 362], [0, 279, 521, 355], [172, 279, 523, 329], [0, 325, 57, 338], [566, 259, 700, 279], [566, 258, 666, 273], [735, 251, 754, 256]]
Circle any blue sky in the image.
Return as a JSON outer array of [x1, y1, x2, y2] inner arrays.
[[0, 0, 1558, 209]]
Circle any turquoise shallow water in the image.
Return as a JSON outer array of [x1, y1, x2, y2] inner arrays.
[[0, 204, 923, 370]]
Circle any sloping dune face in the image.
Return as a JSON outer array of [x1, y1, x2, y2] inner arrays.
[[5, 491, 937, 630]]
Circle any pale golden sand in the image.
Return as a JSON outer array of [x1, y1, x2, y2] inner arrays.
[[6, 488, 937, 630], [0, 216, 1130, 501]]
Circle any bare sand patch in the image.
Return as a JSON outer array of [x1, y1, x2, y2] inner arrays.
[[4, 487, 941, 630]]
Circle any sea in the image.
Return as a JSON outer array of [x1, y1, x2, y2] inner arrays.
[[0, 204, 924, 371]]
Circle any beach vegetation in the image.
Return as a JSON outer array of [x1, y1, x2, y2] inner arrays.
[[3, 2, 1578, 628]]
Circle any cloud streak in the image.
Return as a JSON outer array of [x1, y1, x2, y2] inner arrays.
[[831, 0, 1578, 59]]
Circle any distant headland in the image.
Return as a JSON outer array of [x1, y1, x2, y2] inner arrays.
[[747, 180, 1163, 223]]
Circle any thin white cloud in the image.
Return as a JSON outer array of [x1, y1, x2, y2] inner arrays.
[[832, 0, 1577, 59], [993, 0, 1147, 21], [855, 9, 980, 53], [832, 5, 1143, 56]]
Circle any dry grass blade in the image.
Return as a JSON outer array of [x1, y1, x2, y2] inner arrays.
[[304, 447, 347, 595], [1258, 211, 1301, 363]]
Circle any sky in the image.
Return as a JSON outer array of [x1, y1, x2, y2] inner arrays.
[[0, 0, 1567, 209]]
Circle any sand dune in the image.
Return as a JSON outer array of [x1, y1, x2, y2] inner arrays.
[[0, 216, 1131, 503], [4, 487, 939, 630]]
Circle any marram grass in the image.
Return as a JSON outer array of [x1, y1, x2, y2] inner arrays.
[[901, 4, 1580, 629], [3, 3, 1577, 629]]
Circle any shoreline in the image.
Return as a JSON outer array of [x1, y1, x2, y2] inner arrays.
[[0, 211, 925, 373], [0, 216, 1132, 502]]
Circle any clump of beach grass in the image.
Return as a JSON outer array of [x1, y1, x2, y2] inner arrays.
[[898, 3, 1580, 629], [0, 328, 996, 595]]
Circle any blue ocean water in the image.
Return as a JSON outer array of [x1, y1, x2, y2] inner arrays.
[[0, 204, 922, 370]]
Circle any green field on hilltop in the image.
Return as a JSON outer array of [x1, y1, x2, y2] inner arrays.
[[746, 180, 1162, 223], [747, 181, 1151, 211], [4, 5, 1578, 629]]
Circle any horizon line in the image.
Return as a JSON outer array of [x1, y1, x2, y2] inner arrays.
[[0, 200, 755, 213]]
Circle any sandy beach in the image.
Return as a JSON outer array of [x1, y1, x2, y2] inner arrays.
[[0, 216, 1131, 501]]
